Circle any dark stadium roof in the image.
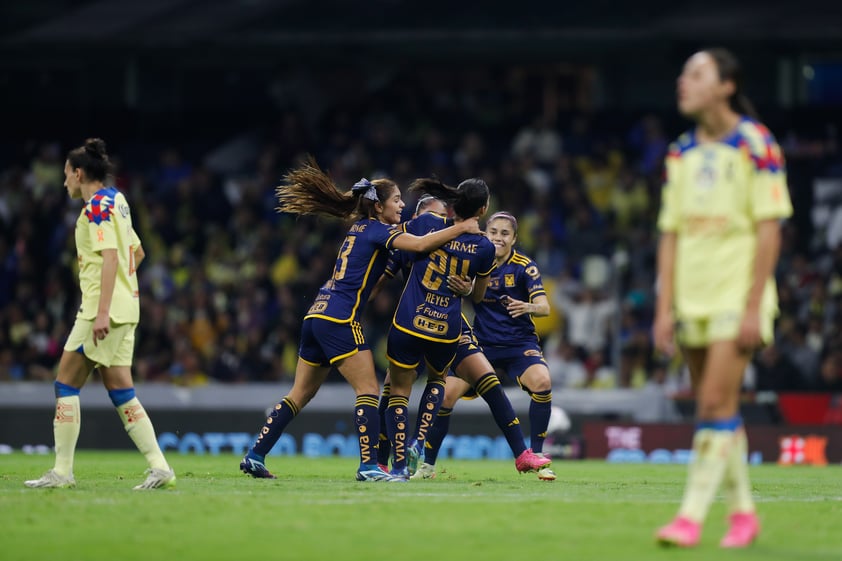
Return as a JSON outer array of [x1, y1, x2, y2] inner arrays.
[[2, 0, 841, 51]]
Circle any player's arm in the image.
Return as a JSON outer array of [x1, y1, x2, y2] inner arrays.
[[653, 232, 677, 355], [391, 218, 480, 253], [506, 293, 550, 318], [134, 244, 145, 269], [471, 275, 491, 303], [93, 248, 119, 345], [739, 219, 781, 350]]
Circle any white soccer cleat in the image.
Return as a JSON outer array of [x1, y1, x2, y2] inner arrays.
[[410, 462, 437, 480], [537, 467, 557, 481], [24, 469, 76, 489], [133, 467, 176, 490]]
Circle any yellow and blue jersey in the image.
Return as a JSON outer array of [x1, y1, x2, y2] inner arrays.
[[391, 213, 496, 342], [75, 186, 141, 324], [304, 218, 402, 324], [657, 116, 793, 318], [473, 249, 546, 345]]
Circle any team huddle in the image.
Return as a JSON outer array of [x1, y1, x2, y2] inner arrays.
[[238, 162, 557, 482]]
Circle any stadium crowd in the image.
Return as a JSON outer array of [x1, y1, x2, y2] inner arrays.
[[1, 70, 840, 393]]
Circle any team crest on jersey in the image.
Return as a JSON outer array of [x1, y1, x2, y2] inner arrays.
[[505, 274, 516, 287], [85, 193, 114, 224]]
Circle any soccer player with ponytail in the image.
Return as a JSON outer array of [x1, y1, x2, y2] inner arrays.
[[654, 48, 792, 548]]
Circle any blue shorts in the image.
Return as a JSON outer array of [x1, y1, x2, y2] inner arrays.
[[482, 342, 547, 382], [387, 327, 457, 375], [298, 317, 368, 367]]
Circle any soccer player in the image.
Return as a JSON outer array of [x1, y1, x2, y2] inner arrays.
[[382, 178, 497, 479], [239, 159, 480, 482], [25, 138, 176, 490], [410, 315, 553, 480], [374, 194, 449, 470], [415, 211, 556, 481], [653, 49, 792, 548]]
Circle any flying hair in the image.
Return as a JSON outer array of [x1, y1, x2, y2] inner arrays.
[[276, 156, 396, 220]]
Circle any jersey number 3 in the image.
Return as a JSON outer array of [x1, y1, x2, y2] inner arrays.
[[333, 236, 356, 281], [421, 249, 470, 291]]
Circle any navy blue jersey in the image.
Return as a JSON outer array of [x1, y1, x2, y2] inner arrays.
[[305, 218, 402, 323], [473, 249, 546, 345], [392, 213, 496, 342], [384, 213, 451, 282]]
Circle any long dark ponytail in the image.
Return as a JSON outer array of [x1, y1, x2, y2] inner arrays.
[[409, 177, 489, 219], [704, 48, 759, 121]]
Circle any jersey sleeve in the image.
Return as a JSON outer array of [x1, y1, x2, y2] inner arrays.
[[85, 192, 118, 252], [743, 125, 793, 222], [522, 259, 546, 301], [656, 144, 681, 233], [476, 239, 497, 277], [403, 213, 444, 236], [367, 220, 403, 250]]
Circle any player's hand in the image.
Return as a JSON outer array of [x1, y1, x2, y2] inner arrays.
[[447, 274, 473, 297], [503, 296, 531, 318], [460, 217, 481, 234], [653, 310, 675, 357], [92, 313, 110, 347], [737, 309, 762, 353]]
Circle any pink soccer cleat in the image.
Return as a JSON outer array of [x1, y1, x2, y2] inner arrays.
[[720, 512, 759, 548], [514, 448, 552, 473], [656, 516, 701, 548]]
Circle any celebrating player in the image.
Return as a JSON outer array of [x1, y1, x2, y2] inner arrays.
[[653, 48, 792, 548], [414, 211, 556, 480], [382, 178, 498, 479], [239, 159, 480, 482], [25, 138, 176, 490]]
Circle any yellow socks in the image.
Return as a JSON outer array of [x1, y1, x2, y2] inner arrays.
[[53, 395, 81, 477], [677, 425, 735, 522], [723, 427, 756, 514], [116, 397, 169, 471]]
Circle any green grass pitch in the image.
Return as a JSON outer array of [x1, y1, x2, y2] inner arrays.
[[1, 452, 840, 561]]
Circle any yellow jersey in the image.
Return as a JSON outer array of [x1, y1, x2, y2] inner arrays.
[[657, 117, 792, 318], [75, 187, 141, 323]]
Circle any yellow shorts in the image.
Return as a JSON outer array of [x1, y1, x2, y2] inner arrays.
[[64, 318, 136, 368], [676, 311, 774, 348]]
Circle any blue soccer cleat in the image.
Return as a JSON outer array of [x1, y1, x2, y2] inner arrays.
[[355, 464, 407, 482], [240, 455, 277, 479]]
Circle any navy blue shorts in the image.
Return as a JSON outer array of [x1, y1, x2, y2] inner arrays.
[[298, 317, 368, 367], [482, 342, 547, 382], [452, 320, 484, 370], [386, 327, 457, 375]]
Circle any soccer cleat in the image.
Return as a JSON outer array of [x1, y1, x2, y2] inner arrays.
[[24, 469, 76, 489], [720, 512, 759, 548], [407, 440, 425, 476], [514, 448, 552, 473], [377, 463, 389, 473], [389, 467, 410, 481], [656, 516, 701, 548], [355, 464, 407, 482], [410, 462, 437, 480], [133, 468, 176, 490], [537, 467, 557, 481], [240, 456, 277, 479]]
